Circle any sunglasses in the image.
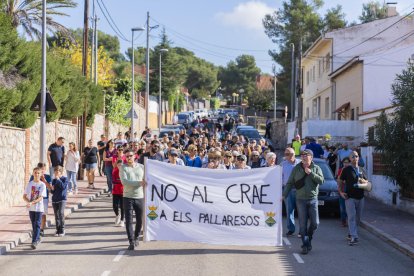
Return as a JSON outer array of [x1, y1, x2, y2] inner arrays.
[[352, 155, 359, 158], [237, 158, 245, 161], [118, 149, 124, 151], [126, 155, 134, 158], [252, 155, 259, 157], [301, 154, 310, 157]]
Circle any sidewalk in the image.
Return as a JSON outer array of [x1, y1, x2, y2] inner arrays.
[[0, 176, 108, 255], [361, 197, 414, 259]]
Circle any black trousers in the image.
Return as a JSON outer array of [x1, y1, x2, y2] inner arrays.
[[113, 195, 124, 220], [123, 197, 144, 243], [52, 201, 66, 234]]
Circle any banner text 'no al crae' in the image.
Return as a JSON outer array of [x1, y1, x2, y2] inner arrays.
[[144, 160, 283, 246]]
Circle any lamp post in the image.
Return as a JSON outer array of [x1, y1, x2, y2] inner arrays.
[[40, 0, 47, 162], [131, 27, 145, 141], [239, 88, 244, 116], [158, 48, 168, 132]]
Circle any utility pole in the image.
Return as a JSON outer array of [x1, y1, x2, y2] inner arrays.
[[79, 0, 89, 180], [297, 40, 303, 137], [290, 43, 295, 123], [94, 15, 98, 85], [145, 11, 150, 128]]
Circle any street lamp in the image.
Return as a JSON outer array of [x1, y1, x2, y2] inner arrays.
[[273, 64, 277, 121], [131, 27, 145, 142], [239, 88, 245, 116], [158, 48, 168, 132]]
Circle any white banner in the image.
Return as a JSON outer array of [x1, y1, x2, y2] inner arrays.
[[144, 160, 283, 246]]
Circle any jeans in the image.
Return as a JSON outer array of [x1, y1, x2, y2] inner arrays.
[[296, 198, 319, 246], [339, 197, 347, 222], [283, 187, 296, 232], [124, 197, 144, 243], [52, 201, 66, 234], [345, 197, 364, 239], [29, 211, 42, 243], [104, 165, 113, 193], [113, 195, 124, 220], [66, 170, 77, 191]]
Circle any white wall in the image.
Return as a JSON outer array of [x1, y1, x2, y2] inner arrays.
[[303, 120, 363, 138]]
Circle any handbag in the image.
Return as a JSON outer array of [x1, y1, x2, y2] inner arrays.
[[294, 173, 308, 190]]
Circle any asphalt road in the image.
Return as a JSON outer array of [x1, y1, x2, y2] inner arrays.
[[0, 195, 413, 276]]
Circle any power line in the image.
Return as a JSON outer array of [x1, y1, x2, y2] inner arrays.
[[151, 16, 269, 53], [335, 11, 414, 55], [97, 0, 129, 41], [95, 0, 129, 42]]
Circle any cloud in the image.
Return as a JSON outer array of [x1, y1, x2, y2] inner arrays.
[[215, 1, 274, 31]]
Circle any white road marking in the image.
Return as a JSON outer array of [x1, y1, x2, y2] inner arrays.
[[293, 253, 304, 264], [101, 271, 111, 276], [283, 238, 291, 246], [113, 250, 126, 262]]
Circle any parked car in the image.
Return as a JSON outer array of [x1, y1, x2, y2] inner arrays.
[[159, 128, 181, 138], [162, 124, 185, 131], [238, 128, 274, 149], [235, 125, 254, 134], [177, 112, 191, 125], [313, 158, 340, 215]]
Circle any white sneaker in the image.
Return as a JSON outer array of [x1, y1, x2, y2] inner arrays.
[[68, 191, 73, 196], [115, 215, 121, 225], [59, 231, 65, 237], [119, 220, 125, 227], [74, 189, 78, 194]]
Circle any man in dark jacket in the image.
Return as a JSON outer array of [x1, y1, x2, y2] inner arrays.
[[283, 149, 324, 255]]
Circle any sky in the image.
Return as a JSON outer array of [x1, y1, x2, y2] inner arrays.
[[55, 0, 414, 74]]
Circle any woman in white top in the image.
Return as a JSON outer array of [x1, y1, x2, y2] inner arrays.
[[65, 142, 80, 194]]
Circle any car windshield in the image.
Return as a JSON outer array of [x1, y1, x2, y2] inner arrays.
[[178, 114, 188, 119], [240, 130, 261, 138], [314, 161, 335, 180]]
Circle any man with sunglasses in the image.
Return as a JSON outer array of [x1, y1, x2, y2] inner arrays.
[[234, 155, 251, 170], [339, 151, 368, 246], [281, 147, 300, 237], [283, 149, 324, 255], [138, 140, 165, 164], [120, 149, 146, 250]]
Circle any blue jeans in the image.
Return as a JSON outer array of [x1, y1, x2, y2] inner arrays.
[[283, 187, 296, 232], [52, 201, 66, 234], [66, 170, 77, 191], [29, 211, 42, 243], [339, 197, 347, 222], [104, 165, 113, 193], [345, 197, 364, 239], [296, 198, 319, 246]]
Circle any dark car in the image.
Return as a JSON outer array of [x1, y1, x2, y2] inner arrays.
[[313, 158, 340, 215], [159, 128, 181, 138], [239, 128, 274, 149]]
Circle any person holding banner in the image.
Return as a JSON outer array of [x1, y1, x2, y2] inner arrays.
[[283, 149, 324, 255], [120, 149, 146, 250]]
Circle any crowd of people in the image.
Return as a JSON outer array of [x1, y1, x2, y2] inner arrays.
[[23, 117, 369, 254]]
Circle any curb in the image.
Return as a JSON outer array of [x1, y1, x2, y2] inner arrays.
[[0, 187, 107, 255], [361, 220, 414, 260]]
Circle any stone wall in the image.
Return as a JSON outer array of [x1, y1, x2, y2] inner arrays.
[[0, 114, 129, 209], [0, 126, 26, 209]]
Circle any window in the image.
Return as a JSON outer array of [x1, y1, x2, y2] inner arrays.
[[306, 107, 310, 120], [312, 99, 317, 118], [306, 71, 310, 85], [351, 108, 355, 120], [325, 97, 330, 118], [325, 53, 331, 72], [317, 96, 321, 117], [312, 65, 316, 82], [318, 60, 322, 78], [356, 107, 359, 120]]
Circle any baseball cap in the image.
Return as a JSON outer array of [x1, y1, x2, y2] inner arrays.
[[169, 148, 179, 156], [237, 155, 247, 161], [301, 149, 314, 157]]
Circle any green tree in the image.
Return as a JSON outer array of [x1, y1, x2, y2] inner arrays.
[[263, 0, 324, 107], [2, 0, 77, 40], [375, 62, 414, 197], [324, 5, 347, 31], [359, 1, 388, 23], [218, 55, 261, 103]]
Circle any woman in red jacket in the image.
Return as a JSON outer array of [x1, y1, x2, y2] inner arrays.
[[112, 160, 124, 227]]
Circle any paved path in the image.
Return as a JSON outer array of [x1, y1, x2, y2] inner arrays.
[[1, 195, 413, 276]]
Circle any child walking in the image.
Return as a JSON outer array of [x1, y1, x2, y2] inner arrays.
[[112, 160, 124, 227], [51, 166, 68, 237], [23, 167, 47, 249]]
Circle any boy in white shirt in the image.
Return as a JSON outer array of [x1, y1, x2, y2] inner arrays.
[[23, 167, 47, 249]]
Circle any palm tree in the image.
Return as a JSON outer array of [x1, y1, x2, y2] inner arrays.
[[3, 0, 77, 40]]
